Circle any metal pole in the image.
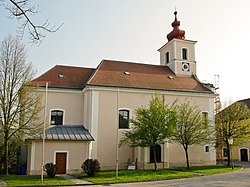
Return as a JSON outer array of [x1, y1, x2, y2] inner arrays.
[[228, 138, 234, 170], [41, 82, 48, 182], [116, 88, 119, 180], [231, 147, 234, 170]]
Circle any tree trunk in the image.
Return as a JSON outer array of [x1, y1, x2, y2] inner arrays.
[[4, 137, 9, 175], [154, 145, 157, 171], [184, 146, 190, 169]]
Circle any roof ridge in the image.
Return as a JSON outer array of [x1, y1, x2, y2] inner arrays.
[[55, 64, 95, 70], [33, 65, 95, 83], [100, 59, 164, 68], [85, 60, 105, 85]]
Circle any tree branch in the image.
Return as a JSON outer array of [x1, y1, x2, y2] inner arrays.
[[4, 0, 63, 43]]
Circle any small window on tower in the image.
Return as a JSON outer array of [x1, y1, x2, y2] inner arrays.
[[182, 48, 188, 60], [165, 52, 170, 64]]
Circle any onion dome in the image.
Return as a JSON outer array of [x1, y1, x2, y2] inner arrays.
[[167, 11, 185, 42]]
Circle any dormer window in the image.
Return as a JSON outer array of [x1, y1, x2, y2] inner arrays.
[[182, 48, 188, 60], [165, 52, 170, 64], [124, 71, 130, 75], [58, 74, 64, 78]]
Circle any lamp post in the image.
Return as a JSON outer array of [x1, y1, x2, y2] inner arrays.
[[228, 138, 234, 169]]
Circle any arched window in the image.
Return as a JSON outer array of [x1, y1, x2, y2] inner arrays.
[[119, 109, 130, 129], [150, 144, 161, 163], [182, 48, 188, 60], [165, 51, 170, 64], [51, 110, 64, 125]]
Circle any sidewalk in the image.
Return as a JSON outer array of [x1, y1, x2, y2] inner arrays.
[[57, 174, 93, 185]]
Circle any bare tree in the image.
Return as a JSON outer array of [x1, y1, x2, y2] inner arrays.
[[216, 101, 250, 166], [2, 0, 62, 43], [171, 101, 214, 169], [0, 35, 42, 174]]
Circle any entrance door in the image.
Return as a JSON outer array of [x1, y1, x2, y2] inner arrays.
[[240, 149, 248, 162], [56, 153, 67, 174]]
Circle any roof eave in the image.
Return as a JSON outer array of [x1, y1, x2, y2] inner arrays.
[[85, 84, 216, 95]]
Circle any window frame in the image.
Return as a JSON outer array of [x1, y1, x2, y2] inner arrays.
[[205, 145, 209, 152], [50, 109, 65, 126], [223, 148, 228, 157], [118, 109, 131, 129], [182, 48, 188, 60], [165, 51, 170, 64]]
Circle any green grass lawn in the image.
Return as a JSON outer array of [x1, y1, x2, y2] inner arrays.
[[173, 165, 242, 174], [73, 165, 242, 184], [0, 165, 242, 186], [0, 175, 74, 186], [73, 169, 198, 184]]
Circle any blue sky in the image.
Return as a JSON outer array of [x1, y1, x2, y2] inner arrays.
[[1, 0, 250, 104]]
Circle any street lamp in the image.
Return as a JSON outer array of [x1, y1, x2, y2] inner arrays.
[[228, 138, 234, 169]]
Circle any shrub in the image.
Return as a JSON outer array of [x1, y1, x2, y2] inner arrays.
[[44, 162, 56, 178], [81, 159, 100, 177]]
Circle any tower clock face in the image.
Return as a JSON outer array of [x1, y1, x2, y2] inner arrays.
[[182, 62, 190, 72]]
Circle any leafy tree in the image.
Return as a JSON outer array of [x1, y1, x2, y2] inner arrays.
[[119, 95, 177, 170], [0, 35, 42, 174], [171, 101, 213, 169], [2, 0, 62, 43], [0, 138, 22, 173], [216, 101, 250, 166]]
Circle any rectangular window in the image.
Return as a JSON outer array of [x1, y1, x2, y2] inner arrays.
[[119, 110, 129, 129], [223, 148, 228, 157], [182, 48, 188, 60], [51, 110, 63, 125], [165, 52, 169, 64], [205, 145, 209, 152]]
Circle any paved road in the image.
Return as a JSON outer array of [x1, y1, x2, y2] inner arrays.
[[107, 170, 248, 187], [87, 162, 250, 187]]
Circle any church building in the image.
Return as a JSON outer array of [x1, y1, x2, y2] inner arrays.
[[26, 11, 216, 175]]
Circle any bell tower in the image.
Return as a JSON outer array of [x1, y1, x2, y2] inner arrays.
[[158, 11, 197, 76]]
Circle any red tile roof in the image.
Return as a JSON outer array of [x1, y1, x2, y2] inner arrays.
[[32, 65, 95, 89], [32, 60, 214, 94], [87, 60, 213, 93]]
